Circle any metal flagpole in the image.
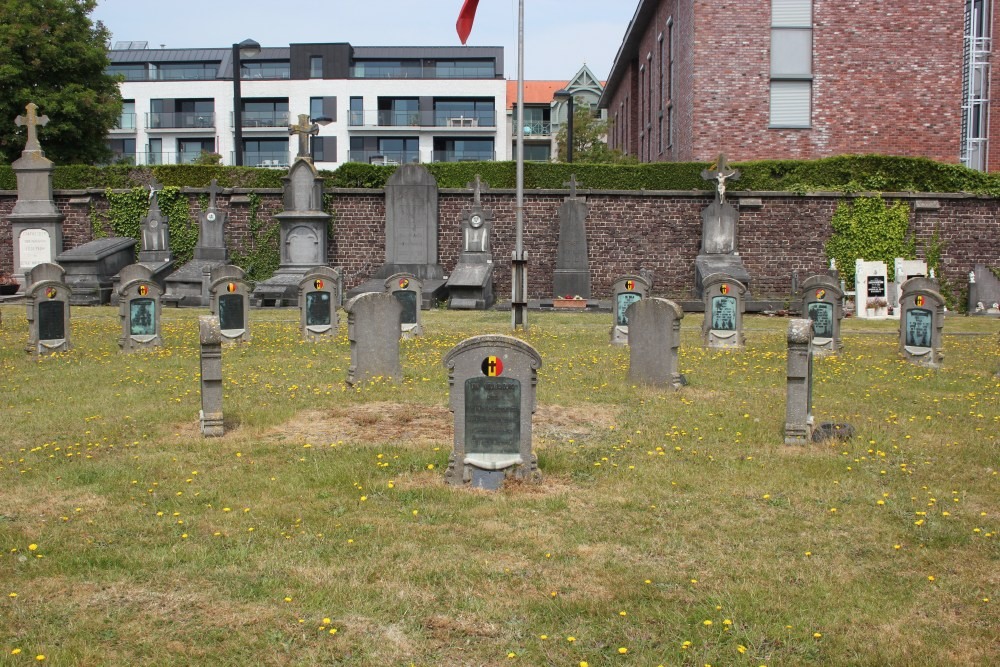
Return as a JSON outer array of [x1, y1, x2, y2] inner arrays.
[[511, 0, 528, 330]]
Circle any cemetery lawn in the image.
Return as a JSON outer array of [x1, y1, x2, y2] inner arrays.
[[1, 306, 997, 667]]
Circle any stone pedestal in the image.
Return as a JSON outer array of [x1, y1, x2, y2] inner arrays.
[[694, 254, 751, 300], [784, 319, 815, 445], [199, 316, 224, 437]]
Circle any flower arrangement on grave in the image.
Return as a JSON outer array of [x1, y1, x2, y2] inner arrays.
[[0, 271, 20, 294], [866, 296, 887, 308], [553, 294, 587, 308]]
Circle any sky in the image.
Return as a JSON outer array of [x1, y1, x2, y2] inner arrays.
[[92, 0, 638, 82]]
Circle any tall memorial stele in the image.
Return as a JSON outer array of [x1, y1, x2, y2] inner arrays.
[[446, 175, 495, 309], [898, 277, 945, 368], [164, 179, 230, 306], [784, 319, 815, 445], [252, 115, 331, 306], [443, 335, 543, 490], [694, 154, 751, 298], [8, 103, 64, 284], [25, 262, 71, 355], [552, 174, 591, 300]]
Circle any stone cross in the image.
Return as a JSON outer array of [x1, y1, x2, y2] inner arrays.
[[14, 103, 49, 153], [206, 178, 223, 209], [701, 154, 740, 204], [467, 174, 484, 207], [147, 177, 164, 215], [563, 174, 581, 199], [289, 113, 319, 159]]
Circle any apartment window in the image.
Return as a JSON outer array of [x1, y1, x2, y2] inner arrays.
[[312, 136, 336, 162], [647, 53, 653, 159], [667, 17, 674, 148], [658, 34, 664, 154], [639, 65, 645, 161], [349, 97, 364, 126], [770, 0, 812, 128], [310, 96, 336, 122], [310, 56, 323, 78]]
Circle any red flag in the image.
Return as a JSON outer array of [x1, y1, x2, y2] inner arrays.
[[456, 0, 480, 45]]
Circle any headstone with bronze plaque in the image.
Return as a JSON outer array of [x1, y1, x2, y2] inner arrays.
[[702, 273, 746, 349], [25, 262, 71, 355], [800, 274, 843, 356], [117, 263, 163, 352], [208, 265, 251, 343], [385, 272, 423, 338], [443, 335, 543, 490], [298, 266, 342, 342], [898, 277, 945, 368], [610, 274, 651, 345]]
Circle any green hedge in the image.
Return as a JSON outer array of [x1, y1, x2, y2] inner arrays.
[[1, 155, 998, 193]]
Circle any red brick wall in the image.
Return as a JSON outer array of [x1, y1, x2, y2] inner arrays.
[[4, 188, 996, 302]]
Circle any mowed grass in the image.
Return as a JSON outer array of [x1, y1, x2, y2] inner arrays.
[[0, 305, 997, 666]]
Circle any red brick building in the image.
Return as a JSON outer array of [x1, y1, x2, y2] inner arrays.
[[600, 0, 997, 171]]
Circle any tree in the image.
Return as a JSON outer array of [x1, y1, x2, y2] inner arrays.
[[0, 0, 122, 164], [555, 100, 633, 164]]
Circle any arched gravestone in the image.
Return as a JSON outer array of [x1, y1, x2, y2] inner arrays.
[[117, 264, 163, 352], [610, 274, 651, 345], [298, 266, 342, 342], [898, 277, 945, 368], [800, 274, 844, 356], [344, 292, 403, 386], [443, 335, 543, 490], [25, 262, 70, 355], [626, 297, 685, 389], [702, 273, 746, 349], [385, 273, 423, 337], [208, 265, 251, 343]]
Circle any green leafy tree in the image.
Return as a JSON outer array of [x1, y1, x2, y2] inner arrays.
[[0, 0, 122, 164], [555, 100, 633, 164]]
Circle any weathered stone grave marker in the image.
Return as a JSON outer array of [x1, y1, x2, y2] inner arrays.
[[552, 173, 591, 300], [298, 266, 342, 342], [702, 273, 746, 349], [344, 292, 402, 385], [164, 179, 229, 306], [800, 274, 843, 356], [208, 265, 251, 343], [385, 273, 422, 337], [117, 264, 163, 352], [446, 174, 495, 309], [25, 262, 70, 355], [627, 297, 685, 389], [784, 318, 815, 445], [899, 277, 945, 368], [443, 335, 543, 490], [892, 258, 927, 310], [610, 274, 651, 345], [199, 315, 224, 437]]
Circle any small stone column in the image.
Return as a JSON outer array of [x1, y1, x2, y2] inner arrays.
[[784, 319, 814, 445], [199, 316, 224, 437]]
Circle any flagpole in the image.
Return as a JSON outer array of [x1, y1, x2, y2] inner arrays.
[[511, 0, 528, 330]]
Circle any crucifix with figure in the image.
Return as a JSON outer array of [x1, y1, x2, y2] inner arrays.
[[14, 103, 49, 153], [701, 154, 740, 204]]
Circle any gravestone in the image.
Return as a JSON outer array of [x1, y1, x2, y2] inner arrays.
[[348, 164, 446, 304], [56, 237, 137, 305], [694, 154, 751, 298], [898, 277, 945, 368], [199, 316, 224, 437], [208, 265, 251, 343], [8, 103, 64, 280], [385, 273, 423, 337], [968, 263, 1000, 315], [24, 262, 71, 355], [892, 258, 927, 309], [298, 266, 342, 342], [443, 335, 543, 489], [800, 274, 844, 356], [784, 319, 815, 445], [446, 175, 495, 309], [610, 274, 651, 345], [344, 292, 402, 385], [702, 273, 746, 349], [626, 297, 685, 389], [552, 174, 591, 300], [252, 151, 331, 306], [855, 260, 889, 318], [164, 180, 230, 306], [117, 264, 163, 352]]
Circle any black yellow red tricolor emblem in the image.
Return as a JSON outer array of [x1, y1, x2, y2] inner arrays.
[[314, 279, 324, 290], [624, 280, 634, 290], [45, 287, 57, 299], [227, 282, 237, 293], [721, 283, 730, 295], [816, 289, 825, 300], [399, 278, 409, 289], [138, 284, 148, 296], [481, 356, 504, 376], [915, 295, 925, 307]]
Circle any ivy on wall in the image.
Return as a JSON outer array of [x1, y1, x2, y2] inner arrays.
[[89, 186, 199, 265], [228, 192, 279, 284], [825, 195, 914, 289]]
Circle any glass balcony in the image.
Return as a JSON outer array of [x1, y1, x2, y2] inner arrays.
[[229, 151, 293, 168], [349, 109, 496, 128], [230, 111, 290, 128], [348, 150, 420, 165], [146, 112, 216, 129], [113, 113, 137, 130], [432, 150, 496, 162]]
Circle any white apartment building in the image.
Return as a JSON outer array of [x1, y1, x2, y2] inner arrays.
[[107, 42, 509, 170]]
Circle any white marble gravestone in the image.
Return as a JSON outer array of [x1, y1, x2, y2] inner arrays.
[[855, 260, 889, 318], [892, 258, 927, 308]]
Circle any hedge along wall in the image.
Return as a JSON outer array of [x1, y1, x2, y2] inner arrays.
[[1, 187, 998, 302]]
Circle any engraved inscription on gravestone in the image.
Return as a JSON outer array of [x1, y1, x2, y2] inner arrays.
[[712, 295, 737, 330], [465, 374, 521, 455], [616, 292, 641, 326], [219, 293, 245, 331], [807, 302, 833, 339], [306, 291, 331, 327], [38, 299, 65, 341], [906, 308, 933, 348], [130, 298, 155, 337], [19, 229, 52, 269], [867, 275, 886, 298], [394, 290, 418, 326]]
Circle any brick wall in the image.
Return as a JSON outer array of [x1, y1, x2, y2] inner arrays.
[[3, 188, 998, 301]]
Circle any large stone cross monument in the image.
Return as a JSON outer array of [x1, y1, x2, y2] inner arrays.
[[694, 153, 751, 298]]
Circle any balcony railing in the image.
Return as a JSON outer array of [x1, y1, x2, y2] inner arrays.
[[113, 113, 137, 130], [229, 151, 293, 168], [147, 112, 216, 130], [350, 63, 495, 79], [348, 109, 496, 128], [521, 121, 552, 136], [239, 65, 291, 80], [230, 111, 290, 128], [432, 150, 496, 162], [349, 150, 420, 165]]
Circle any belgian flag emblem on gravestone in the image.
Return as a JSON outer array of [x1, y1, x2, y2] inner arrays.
[[915, 295, 925, 307], [721, 283, 730, 295], [481, 356, 504, 376], [138, 284, 148, 297], [399, 278, 410, 289], [314, 279, 324, 290], [46, 287, 57, 299], [624, 280, 634, 291], [816, 288, 825, 300], [227, 282, 237, 293]]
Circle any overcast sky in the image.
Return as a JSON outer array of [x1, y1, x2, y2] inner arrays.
[[92, 0, 637, 81]]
